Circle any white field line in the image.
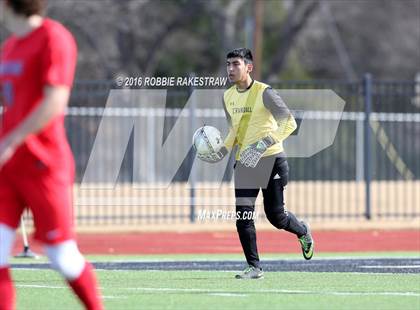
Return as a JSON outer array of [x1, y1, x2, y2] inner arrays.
[[16, 284, 64, 289], [207, 293, 247, 297], [359, 266, 420, 269], [121, 287, 420, 297], [102, 295, 128, 299], [15, 284, 420, 297]]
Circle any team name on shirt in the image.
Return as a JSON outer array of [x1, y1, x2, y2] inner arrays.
[[232, 107, 253, 114]]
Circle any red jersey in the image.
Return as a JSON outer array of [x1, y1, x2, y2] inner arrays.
[[0, 18, 77, 173]]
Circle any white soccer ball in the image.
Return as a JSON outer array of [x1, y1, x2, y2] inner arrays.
[[192, 126, 224, 156]]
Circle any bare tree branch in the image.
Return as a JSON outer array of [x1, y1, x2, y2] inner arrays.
[[267, 0, 319, 80], [142, 0, 203, 76]]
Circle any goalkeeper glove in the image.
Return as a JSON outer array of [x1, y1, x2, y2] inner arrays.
[[197, 146, 228, 163], [239, 136, 276, 168]]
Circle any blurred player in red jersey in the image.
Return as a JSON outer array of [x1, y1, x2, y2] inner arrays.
[[0, 1, 103, 309]]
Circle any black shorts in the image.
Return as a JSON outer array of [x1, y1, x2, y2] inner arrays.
[[234, 154, 289, 190]]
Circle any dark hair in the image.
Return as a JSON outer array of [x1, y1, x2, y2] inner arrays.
[[226, 48, 253, 64], [6, 0, 46, 17]]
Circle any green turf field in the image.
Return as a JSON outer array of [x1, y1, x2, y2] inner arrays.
[[12, 253, 420, 310]]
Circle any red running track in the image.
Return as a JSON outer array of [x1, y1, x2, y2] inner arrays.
[[13, 230, 420, 255]]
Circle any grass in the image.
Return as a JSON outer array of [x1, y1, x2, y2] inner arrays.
[[12, 252, 420, 310]]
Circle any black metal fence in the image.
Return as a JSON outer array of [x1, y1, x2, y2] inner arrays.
[[65, 76, 419, 226]]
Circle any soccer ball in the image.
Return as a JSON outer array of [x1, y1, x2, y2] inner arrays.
[[192, 126, 223, 155], [192, 126, 224, 161]]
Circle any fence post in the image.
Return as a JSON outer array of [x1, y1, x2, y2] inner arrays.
[[363, 73, 372, 220], [355, 117, 364, 182], [189, 73, 196, 223]]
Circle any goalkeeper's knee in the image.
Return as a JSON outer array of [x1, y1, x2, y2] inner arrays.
[[266, 209, 289, 230], [45, 240, 85, 280], [236, 205, 256, 231]]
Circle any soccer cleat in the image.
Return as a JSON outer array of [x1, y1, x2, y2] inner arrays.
[[235, 266, 264, 279], [298, 221, 314, 260]]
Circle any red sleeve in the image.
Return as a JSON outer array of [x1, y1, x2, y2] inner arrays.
[[42, 25, 77, 87]]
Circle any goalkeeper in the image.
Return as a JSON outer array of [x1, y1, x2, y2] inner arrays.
[[221, 48, 314, 279]]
